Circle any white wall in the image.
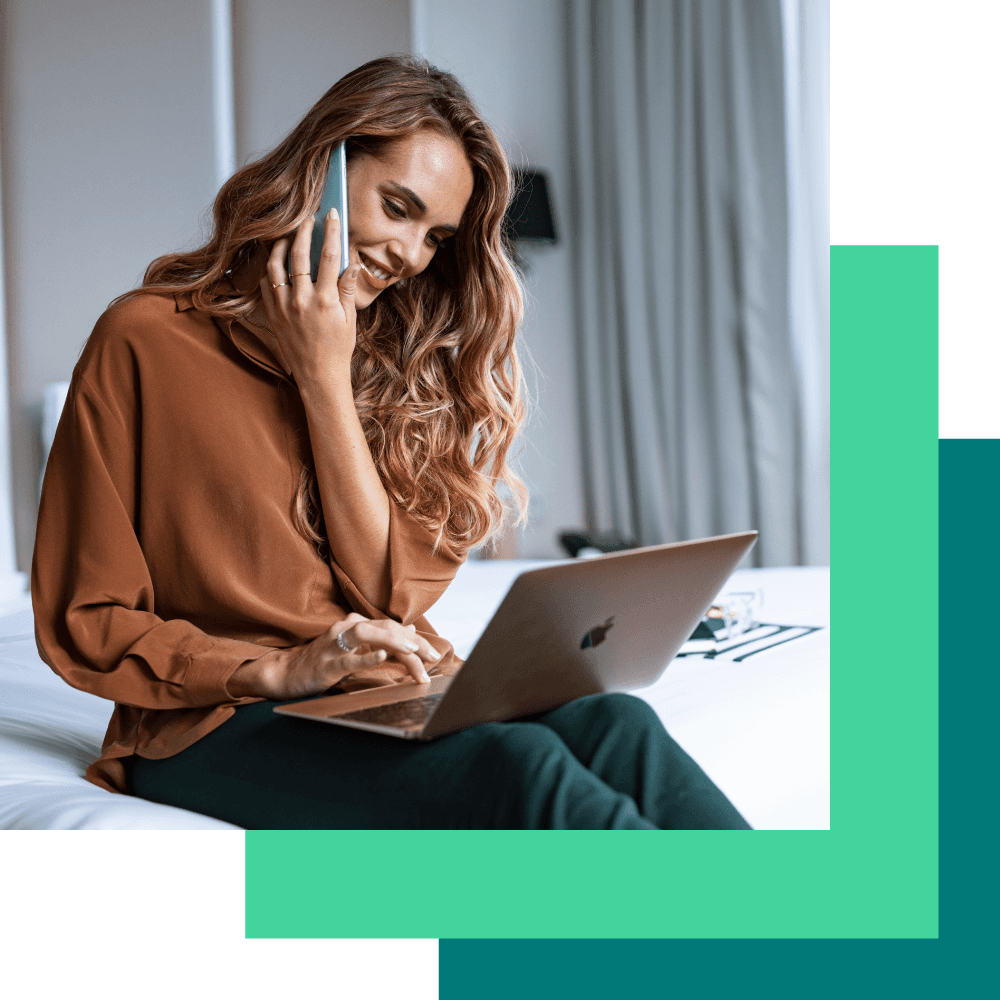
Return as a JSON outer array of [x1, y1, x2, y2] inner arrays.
[[0, 129, 25, 603], [233, 0, 410, 164], [1, 0, 220, 570], [417, 0, 586, 558]]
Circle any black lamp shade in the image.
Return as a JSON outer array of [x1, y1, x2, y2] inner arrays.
[[504, 168, 557, 243]]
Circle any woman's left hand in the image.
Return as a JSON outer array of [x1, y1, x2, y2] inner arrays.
[[258, 208, 364, 386]]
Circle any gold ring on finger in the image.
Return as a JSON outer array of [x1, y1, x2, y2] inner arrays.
[[289, 272, 312, 279], [271, 281, 288, 289]]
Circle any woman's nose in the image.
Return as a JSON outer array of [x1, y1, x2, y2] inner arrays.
[[388, 231, 425, 274]]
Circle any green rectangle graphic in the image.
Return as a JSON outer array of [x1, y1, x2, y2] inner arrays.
[[245, 247, 937, 940]]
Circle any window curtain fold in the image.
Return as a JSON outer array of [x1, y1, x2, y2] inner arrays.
[[566, 0, 827, 567]]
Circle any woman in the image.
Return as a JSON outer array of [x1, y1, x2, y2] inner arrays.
[[32, 56, 749, 830]]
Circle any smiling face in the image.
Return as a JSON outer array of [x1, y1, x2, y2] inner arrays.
[[346, 129, 475, 308]]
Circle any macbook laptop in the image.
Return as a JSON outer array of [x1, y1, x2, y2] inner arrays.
[[273, 530, 758, 739]]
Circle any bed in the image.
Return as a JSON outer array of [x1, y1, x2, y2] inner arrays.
[[0, 560, 829, 830]]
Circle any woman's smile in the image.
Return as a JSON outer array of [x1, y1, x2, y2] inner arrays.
[[356, 250, 396, 289]]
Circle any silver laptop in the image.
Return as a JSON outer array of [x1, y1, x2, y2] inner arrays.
[[273, 530, 758, 739]]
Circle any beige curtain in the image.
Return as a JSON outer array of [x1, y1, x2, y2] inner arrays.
[[566, 0, 827, 566]]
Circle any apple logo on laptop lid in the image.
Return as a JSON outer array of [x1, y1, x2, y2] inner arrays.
[[581, 616, 615, 650]]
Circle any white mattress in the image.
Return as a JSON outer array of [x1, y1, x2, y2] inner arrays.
[[0, 562, 828, 830]]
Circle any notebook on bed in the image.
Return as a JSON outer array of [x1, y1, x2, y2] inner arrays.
[[273, 530, 758, 739]]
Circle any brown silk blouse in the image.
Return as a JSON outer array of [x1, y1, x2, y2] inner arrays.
[[31, 291, 464, 794]]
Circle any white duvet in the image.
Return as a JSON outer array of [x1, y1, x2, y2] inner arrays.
[[0, 562, 829, 830]]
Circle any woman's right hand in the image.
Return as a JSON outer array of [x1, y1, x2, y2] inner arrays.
[[226, 613, 442, 701], [257, 210, 364, 386]]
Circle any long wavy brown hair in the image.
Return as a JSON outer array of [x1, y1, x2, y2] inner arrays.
[[116, 55, 528, 556]]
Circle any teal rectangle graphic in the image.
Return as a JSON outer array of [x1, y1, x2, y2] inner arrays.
[[245, 246, 938, 940]]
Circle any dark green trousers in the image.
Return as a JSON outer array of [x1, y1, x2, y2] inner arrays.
[[130, 692, 751, 830]]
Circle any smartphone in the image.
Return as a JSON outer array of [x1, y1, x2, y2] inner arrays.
[[287, 140, 349, 280]]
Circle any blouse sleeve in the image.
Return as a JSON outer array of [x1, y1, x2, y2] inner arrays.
[[31, 370, 270, 710], [327, 500, 465, 626]]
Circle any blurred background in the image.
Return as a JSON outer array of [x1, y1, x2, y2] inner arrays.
[[0, 0, 828, 597]]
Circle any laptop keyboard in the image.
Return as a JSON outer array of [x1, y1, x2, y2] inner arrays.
[[333, 693, 445, 729]]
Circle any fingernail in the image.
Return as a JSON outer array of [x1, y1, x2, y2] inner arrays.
[[403, 641, 419, 652], [376, 650, 387, 661], [420, 671, 431, 683], [328, 207, 338, 220], [427, 648, 441, 660]]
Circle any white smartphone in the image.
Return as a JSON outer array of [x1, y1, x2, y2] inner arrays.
[[288, 140, 349, 280]]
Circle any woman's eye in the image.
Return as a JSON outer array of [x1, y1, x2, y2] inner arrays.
[[382, 196, 448, 250]]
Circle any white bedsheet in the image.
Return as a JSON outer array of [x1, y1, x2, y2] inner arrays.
[[0, 605, 238, 830], [0, 562, 828, 830]]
